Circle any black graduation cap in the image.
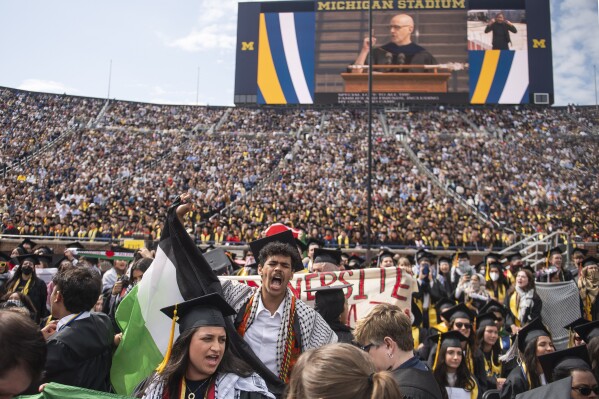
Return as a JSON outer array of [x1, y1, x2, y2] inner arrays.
[[204, 248, 232, 275], [35, 253, 54, 267], [484, 252, 501, 264], [347, 255, 365, 269], [479, 299, 506, 316], [429, 330, 468, 371], [305, 283, 352, 324], [468, 294, 489, 312], [441, 303, 476, 322], [306, 237, 324, 249], [313, 248, 342, 266], [64, 242, 86, 250], [544, 244, 565, 258], [517, 317, 551, 353], [19, 238, 37, 251], [34, 246, 54, 255], [378, 249, 395, 261], [248, 230, 303, 271], [513, 376, 572, 399], [454, 251, 469, 260], [13, 254, 40, 265], [415, 249, 435, 264], [504, 252, 522, 262], [582, 256, 598, 268], [488, 261, 504, 271], [563, 318, 589, 331], [476, 312, 499, 332], [573, 320, 599, 343], [434, 298, 456, 317], [437, 256, 451, 265], [538, 345, 591, 383], [429, 330, 468, 349], [160, 293, 235, 332], [571, 247, 588, 257]]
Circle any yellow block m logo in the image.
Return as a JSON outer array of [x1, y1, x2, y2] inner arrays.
[[532, 39, 546, 48], [241, 42, 255, 51]]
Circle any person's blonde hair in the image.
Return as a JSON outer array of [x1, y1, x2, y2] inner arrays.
[[285, 343, 401, 399], [354, 303, 413, 351]]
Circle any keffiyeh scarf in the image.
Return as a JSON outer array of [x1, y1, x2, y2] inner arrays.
[[223, 281, 337, 382]]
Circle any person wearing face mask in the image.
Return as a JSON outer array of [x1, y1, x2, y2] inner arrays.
[[451, 251, 474, 292], [578, 257, 599, 321], [5, 255, 48, 323], [486, 262, 510, 303]]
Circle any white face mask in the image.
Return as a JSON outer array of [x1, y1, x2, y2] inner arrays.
[[490, 272, 500, 282]]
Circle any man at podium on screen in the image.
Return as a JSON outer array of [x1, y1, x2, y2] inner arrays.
[[352, 13, 437, 73]]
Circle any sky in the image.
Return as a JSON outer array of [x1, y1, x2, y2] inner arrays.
[[0, 0, 598, 107]]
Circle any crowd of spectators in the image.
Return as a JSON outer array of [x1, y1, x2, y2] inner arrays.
[[0, 88, 104, 171], [0, 86, 597, 248], [404, 108, 598, 243]]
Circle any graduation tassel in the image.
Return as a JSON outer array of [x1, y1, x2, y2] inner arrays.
[[156, 305, 178, 374], [432, 334, 442, 371], [568, 330, 574, 349]]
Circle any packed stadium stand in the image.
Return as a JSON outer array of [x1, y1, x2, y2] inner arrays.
[[1, 86, 597, 249]]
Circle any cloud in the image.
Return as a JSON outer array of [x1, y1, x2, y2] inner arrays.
[[18, 79, 79, 95], [551, 0, 599, 105], [166, 23, 236, 52]]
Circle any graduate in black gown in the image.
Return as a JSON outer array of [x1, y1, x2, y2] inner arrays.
[[499, 317, 555, 399], [305, 282, 354, 344]]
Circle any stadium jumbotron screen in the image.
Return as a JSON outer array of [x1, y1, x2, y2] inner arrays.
[[234, 0, 553, 105]]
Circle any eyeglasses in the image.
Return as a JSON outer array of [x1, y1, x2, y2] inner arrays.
[[572, 386, 599, 396], [389, 24, 411, 30], [360, 343, 376, 353], [455, 322, 472, 330]]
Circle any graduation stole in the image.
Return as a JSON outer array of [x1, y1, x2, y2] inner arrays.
[[469, 377, 479, 399], [10, 277, 32, 295], [236, 294, 300, 383], [484, 350, 502, 378], [465, 345, 475, 376], [509, 293, 521, 327], [337, 235, 349, 248], [411, 327, 420, 348]]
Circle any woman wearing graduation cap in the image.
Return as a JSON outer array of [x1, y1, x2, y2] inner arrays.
[[499, 317, 555, 399], [578, 256, 599, 321], [431, 330, 481, 399], [305, 283, 353, 343], [136, 293, 275, 399], [5, 254, 48, 323], [475, 312, 506, 390], [428, 303, 487, 390]]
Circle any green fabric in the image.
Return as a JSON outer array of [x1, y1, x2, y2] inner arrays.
[[17, 382, 133, 399], [110, 285, 163, 395]]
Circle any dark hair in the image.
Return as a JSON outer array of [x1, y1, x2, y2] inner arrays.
[[522, 336, 543, 389], [258, 242, 302, 269], [507, 268, 535, 297], [485, 265, 510, 292], [552, 367, 592, 382], [0, 310, 47, 384], [433, 344, 476, 392], [587, 336, 599, 372], [476, 325, 501, 365], [52, 267, 101, 313], [6, 261, 41, 292], [449, 319, 476, 349], [131, 257, 152, 275], [137, 326, 253, 397], [0, 291, 37, 320]]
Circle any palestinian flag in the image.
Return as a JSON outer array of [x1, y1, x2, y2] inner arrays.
[[110, 198, 282, 395]]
